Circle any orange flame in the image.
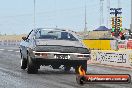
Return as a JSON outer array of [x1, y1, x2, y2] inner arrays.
[[78, 66, 86, 76]]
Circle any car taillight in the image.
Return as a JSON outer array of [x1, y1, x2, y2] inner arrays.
[[77, 55, 84, 58], [77, 55, 89, 58], [84, 55, 89, 57], [34, 52, 48, 57], [35, 53, 40, 56], [40, 53, 48, 56]]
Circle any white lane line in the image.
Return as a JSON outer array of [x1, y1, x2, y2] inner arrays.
[[8, 50, 13, 52], [0, 49, 4, 51], [15, 51, 20, 53]]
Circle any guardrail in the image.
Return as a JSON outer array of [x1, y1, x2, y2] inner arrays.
[[0, 40, 21, 46]]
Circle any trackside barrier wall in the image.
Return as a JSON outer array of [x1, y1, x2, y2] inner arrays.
[[127, 40, 132, 49], [0, 40, 21, 46], [83, 40, 117, 50], [83, 39, 132, 50], [91, 50, 132, 67], [118, 40, 127, 50]]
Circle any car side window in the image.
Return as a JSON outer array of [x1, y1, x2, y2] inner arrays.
[[35, 30, 41, 39], [61, 32, 77, 41]]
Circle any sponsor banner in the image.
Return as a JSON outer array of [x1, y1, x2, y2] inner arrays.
[[96, 51, 130, 67], [91, 50, 132, 67]]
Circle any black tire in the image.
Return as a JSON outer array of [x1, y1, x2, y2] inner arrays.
[[76, 75, 85, 85], [64, 66, 71, 72], [52, 65, 60, 69], [75, 65, 79, 74], [21, 55, 27, 70], [82, 61, 87, 72], [27, 54, 38, 74]]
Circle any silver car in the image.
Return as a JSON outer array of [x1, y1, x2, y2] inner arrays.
[[20, 28, 90, 74]]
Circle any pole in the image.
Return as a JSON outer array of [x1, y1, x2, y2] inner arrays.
[[114, 9, 120, 37], [107, 0, 110, 28], [34, 0, 36, 29], [84, 1, 87, 32], [131, 0, 132, 31], [118, 0, 120, 8], [102, 0, 104, 25], [100, 0, 104, 26]]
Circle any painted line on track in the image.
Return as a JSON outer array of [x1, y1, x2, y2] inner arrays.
[[8, 50, 13, 52], [0, 49, 5, 51], [0, 48, 20, 53], [15, 51, 20, 53]]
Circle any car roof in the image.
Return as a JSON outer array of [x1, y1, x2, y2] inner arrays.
[[33, 28, 77, 33]]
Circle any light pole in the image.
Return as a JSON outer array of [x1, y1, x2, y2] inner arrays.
[[84, 1, 87, 32], [34, 0, 36, 29], [130, 0, 132, 32], [100, 0, 104, 26], [118, 0, 120, 8], [107, 0, 110, 28]]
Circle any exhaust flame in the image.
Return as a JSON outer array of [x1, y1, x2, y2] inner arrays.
[[78, 66, 86, 76]]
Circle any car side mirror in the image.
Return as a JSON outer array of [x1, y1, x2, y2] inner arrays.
[[22, 36, 27, 41]]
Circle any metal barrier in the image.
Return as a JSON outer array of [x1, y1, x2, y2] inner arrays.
[[0, 40, 21, 46]]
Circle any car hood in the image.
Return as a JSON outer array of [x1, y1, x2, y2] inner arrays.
[[35, 39, 85, 48]]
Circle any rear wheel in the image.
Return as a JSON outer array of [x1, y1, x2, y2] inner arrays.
[[82, 61, 87, 72], [27, 54, 38, 74], [64, 66, 71, 72], [52, 64, 60, 69], [75, 66, 79, 74], [20, 55, 27, 70]]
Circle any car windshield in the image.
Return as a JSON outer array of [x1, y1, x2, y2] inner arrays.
[[35, 29, 78, 41]]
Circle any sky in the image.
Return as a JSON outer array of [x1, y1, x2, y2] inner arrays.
[[0, 0, 131, 34]]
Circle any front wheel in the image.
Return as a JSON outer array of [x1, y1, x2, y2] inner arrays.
[[27, 54, 38, 74]]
